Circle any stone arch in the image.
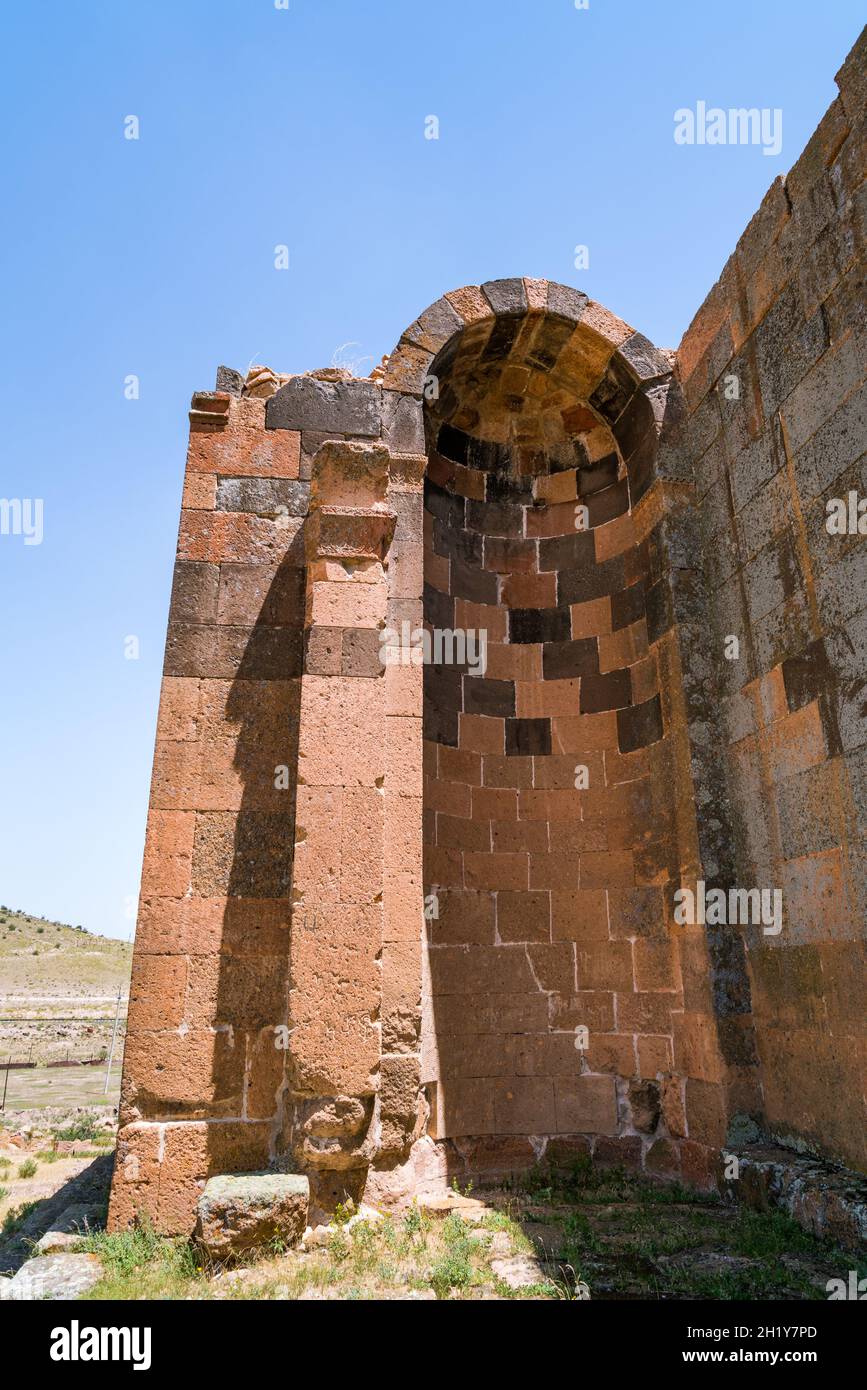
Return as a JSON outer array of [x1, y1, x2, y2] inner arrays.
[[367, 278, 726, 1184], [383, 277, 675, 509]]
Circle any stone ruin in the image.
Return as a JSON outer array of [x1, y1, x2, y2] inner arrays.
[[109, 30, 866, 1237]]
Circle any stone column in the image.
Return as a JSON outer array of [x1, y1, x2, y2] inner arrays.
[[379, 451, 427, 1163], [285, 440, 411, 1200]]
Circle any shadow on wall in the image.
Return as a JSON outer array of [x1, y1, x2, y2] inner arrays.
[[204, 529, 305, 1187]]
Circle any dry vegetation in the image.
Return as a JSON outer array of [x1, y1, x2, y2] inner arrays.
[[0, 906, 131, 1067]]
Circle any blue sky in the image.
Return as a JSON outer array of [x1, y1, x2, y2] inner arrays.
[[0, 0, 862, 940]]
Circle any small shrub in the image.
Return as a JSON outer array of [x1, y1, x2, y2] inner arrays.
[[327, 1230, 350, 1263], [402, 1201, 429, 1239], [429, 1248, 473, 1298], [17, 1158, 38, 1179], [2, 1200, 38, 1236], [56, 1117, 99, 1142], [429, 1213, 475, 1298]]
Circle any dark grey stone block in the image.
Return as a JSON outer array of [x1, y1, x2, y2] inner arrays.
[[216, 477, 310, 516], [752, 591, 812, 676], [753, 285, 829, 419], [382, 390, 424, 453], [619, 332, 672, 383], [480, 278, 528, 317], [506, 717, 552, 756], [743, 531, 803, 627], [826, 607, 867, 683], [215, 365, 244, 397], [792, 379, 867, 502], [730, 431, 780, 514], [266, 376, 382, 436], [612, 386, 666, 461], [546, 282, 589, 323], [589, 354, 636, 424], [816, 544, 867, 630], [655, 382, 695, 482], [463, 675, 516, 718], [169, 561, 219, 625]]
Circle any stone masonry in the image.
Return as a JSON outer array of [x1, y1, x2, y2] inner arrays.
[[109, 30, 866, 1235]]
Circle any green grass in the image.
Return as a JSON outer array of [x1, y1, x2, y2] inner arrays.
[[55, 1118, 101, 1143], [80, 1224, 205, 1300], [512, 1162, 851, 1301], [429, 1212, 476, 1299], [73, 1200, 563, 1303]]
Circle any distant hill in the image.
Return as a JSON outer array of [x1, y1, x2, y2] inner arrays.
[[0, 906, 132, 1011]]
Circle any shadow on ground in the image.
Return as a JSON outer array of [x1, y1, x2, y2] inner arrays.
[[508, 1165, 859, 1300], [0, 1153, 112, 1276]]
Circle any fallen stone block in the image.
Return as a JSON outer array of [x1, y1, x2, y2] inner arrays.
[[34, 1203, 100, 1255], [1, 1253, 103, 1301], [728, 1143, 867, 1251], [417, 1193, 490, 1223], [490, 1253, 547, 1289], [195, 1172, 310, 1262]]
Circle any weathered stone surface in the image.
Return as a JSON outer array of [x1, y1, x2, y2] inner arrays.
[[404, 296, 464, 353], [619, 332, 672, 383], [266, 376, 382, 436], [1, 1253, 103, 1301], [195, 1172, 310, 1260], [216, 364, 244, 397], [490, 1253, 547, 1288], [728, 1143, 867, 1252], [547, 281, 589, 323], [628, 1080, 661, 1134], [382, 389, 425, 453], [215, 477, 310, 516], [33, 1204, 100, 1255], [480, 277, 528, 317]]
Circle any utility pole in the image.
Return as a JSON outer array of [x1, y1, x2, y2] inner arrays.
[[103, 987, 123, 1096], [1, 1058, 9, 1112]]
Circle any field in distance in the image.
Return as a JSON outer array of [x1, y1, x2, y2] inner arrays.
[[0, 906, 132, 1070]]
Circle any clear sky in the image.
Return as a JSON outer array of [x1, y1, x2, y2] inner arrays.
[[0, 0, 862, 940]]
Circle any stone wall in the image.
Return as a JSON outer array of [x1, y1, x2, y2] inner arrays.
[[108, 387, 307, 1232], [109, 28, 866, 1235], [675, 31, 866, 1172]]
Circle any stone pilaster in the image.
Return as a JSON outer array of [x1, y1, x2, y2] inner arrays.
[[284, 441, 399, 1189]]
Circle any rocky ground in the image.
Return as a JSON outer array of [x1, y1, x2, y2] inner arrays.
[[0, 1106, 117, 1279], [1, 1138, 859, 1301]]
